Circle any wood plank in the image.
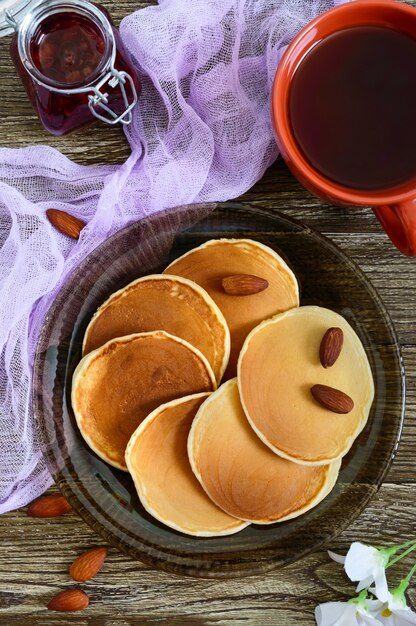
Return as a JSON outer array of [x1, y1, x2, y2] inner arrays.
[[0, 0, 415, 623], [388, 346, 415, 483], [0, 483, 415, 625]]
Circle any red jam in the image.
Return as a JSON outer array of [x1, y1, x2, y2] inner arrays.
[[30, 12, 105, 86], [11, 4, 140, 135]]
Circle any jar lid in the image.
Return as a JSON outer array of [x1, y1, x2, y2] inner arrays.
[[0, 0, 39, 36]]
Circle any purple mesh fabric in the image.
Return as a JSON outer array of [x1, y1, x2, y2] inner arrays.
[[0, 0, 344, 513]]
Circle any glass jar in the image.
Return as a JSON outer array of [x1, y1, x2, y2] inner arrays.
[[4, 0, 140, 135]]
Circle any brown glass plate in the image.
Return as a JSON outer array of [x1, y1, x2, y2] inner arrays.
[[33, 202, 405, 578]]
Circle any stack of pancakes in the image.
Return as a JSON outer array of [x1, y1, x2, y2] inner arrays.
[[72, 239, 374, 537]]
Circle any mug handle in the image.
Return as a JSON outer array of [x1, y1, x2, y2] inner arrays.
[[373, 199, 416, 256]]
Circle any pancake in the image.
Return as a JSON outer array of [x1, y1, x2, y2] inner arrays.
[[72, 331, 216, 470], [188, 379, 340, 524], [238, 306, 375, 465], [83, 274, 230, 384], [126, 393, 249, 537], [164, 239, 299, 378]]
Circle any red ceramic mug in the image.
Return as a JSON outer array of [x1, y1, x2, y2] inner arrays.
[[272, 0, 416, 256]]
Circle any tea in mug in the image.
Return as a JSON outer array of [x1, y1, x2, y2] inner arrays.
[[289, 26, 416, 191]]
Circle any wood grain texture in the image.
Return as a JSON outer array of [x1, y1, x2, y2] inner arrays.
[[0, 0, 415, 624]]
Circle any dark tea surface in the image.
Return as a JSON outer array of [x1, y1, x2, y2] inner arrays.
[[289, 27, 416, 191]]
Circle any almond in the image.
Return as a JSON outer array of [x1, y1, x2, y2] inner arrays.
[[47, 589, 90, 612], [27, 494, 72, 518], [70, 547, 107, 582], [222, 274, 269, 296], [319, 327, 344, 368], [46, 208, 86, 240], [311, 384, 354, 414]]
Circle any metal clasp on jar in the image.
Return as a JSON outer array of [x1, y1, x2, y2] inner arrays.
[[88, 66, 138, 126]]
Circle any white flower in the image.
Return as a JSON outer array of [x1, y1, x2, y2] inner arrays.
[[315, 600, 383, 626], [376, 606, 416, 626], [373, 584, 416, 625], [328, 550, 346, 565], [329, 542, 390, 601], [324, 541, 416, 626]]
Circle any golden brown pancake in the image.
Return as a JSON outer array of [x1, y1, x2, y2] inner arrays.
[[164, 239, 299, 378], [126, 393, 249, 536], [238, 306, 375, 465], [188, 379, 340, 523], [72, 331, 216, 471], [83, 274, 230, 384]]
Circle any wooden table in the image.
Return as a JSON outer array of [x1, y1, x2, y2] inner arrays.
[[0, 2, 415, 624]]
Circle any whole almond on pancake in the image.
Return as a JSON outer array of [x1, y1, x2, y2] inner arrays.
[[319, 327, 344, 368], [221, 274, 269, 296], [311, 384, 354, 414]]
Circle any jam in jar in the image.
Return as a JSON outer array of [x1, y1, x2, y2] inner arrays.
[[10, 0, 140, 135]]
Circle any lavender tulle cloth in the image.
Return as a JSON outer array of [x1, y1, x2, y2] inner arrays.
[[0, 0, 344, 513]]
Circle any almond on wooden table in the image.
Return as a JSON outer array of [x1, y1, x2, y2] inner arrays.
[[319, 327, 344, 368], [47, 589, 90, 612], [26, 494, 72, 518], [46, 208, 86, 240], [70, 547, 107, 582], [311, 384, 354, 414], [222, 274, 269, 296]]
